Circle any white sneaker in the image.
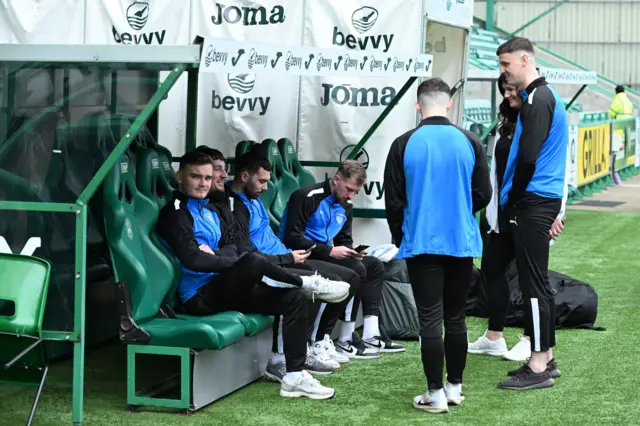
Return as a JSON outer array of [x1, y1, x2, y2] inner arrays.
[[280, 370, 335, 400], [315, 334, 350, 364], [468, 331, 508, 356], [503, 335, 531, 361], [309, 343, 341, 370], [444, 381, 465, 406], [412, 389, 448, 413], [302, 272, 350, 303]]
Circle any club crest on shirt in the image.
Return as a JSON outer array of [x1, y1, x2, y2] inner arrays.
[[336, 214, 346, 225]]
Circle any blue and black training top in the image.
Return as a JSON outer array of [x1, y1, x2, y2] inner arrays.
[[278, 179, 353, 259], [156, 190, 238, 303], [500, 77, 568, 209], [384, 116, 492, 259]]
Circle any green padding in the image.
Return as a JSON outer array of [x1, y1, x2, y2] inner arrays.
[[139, 317, 245, 350], [179, 311, 273, 337], [242, 313, 274, 336]]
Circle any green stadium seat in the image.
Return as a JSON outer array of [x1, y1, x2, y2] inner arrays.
[[235, 140, 255, 158], [278, 138, 316, 188], [102, 154, 247, 350], [261, 139, 300, 221], [0, 253, 51, 426], [259, 180, 281, 234]]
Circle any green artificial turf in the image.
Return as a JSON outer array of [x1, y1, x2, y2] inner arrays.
[[1, 210, 638, 425]]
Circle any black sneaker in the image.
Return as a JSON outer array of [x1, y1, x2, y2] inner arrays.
[[335, 332, 380, 359], [499, 364, 554, 390], [508, 358, 561, 379], [377, 325, 406, 353]]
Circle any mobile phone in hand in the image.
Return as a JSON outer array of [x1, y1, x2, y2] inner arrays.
[[354, 244, 369, 253], [305, 244, 317, 254]]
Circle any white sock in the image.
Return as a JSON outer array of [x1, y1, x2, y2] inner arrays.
[[362, 315, 380, 340], [300, 275, 316, 289], [270, 352, 285, 363], [428, 388, 446, 402], [284, 371, 303, 381], [338, 320, 356, 343]]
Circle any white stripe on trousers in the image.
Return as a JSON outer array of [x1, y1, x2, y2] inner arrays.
[[531, 298, 541, 352], [277, 314, 284, 353], [311, 303, 327, 342], [262, 276, 299, 289], [344, 296, 355, 322]]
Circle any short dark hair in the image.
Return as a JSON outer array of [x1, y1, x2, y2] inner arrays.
[[616, 85, 625, 94], [179, 151, 214, 171], [337, 160, 367, 185], [496, 37, 535, 56], [235, 151, 273, 176], [417, 77, 451, 100], [195, 145, 225, 162]]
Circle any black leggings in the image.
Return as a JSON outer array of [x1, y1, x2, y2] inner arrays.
[[481, 231, 514, 333], [406, 254, 473, 390], [183, 252, 308, 372]]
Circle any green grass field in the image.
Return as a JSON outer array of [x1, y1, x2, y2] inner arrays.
[[1, 210, 639, 425]]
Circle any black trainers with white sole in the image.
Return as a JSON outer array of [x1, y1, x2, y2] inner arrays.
[[499, 365, 554, 390], [335, 332, 380, 359]]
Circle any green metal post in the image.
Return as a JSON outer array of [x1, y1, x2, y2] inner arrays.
[[566, 84, 587, 110], [72, 204, 87, 426], [347, 77, 418, 161], [77, 65, 185, 204], [481, 118, 499, 143], [486, 0, 495, 31], [185, 69, 199, 153], [509, 0, 569, 36]]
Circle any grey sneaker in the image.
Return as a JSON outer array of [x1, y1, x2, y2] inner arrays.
[[280, 370, 335, 400], [304, 347, 337, 375], [264, 357, 286, 383]]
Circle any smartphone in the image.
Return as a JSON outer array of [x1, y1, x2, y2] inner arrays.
[[305, 244, 317, 254], [354, 244, 369, 253]]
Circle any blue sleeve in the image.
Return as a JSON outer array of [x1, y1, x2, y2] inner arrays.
[[507, 87, 555, 208]]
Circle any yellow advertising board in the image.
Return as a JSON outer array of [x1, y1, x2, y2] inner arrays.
[[578, 124, 611, 185]]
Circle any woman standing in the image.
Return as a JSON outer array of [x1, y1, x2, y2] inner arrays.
[[468, 75, 531, 362]]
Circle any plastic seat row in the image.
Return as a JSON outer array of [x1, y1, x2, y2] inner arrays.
[[103, 145, 273, 351]]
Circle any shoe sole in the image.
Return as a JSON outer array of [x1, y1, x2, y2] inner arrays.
[[499, 378, 554, 390], [305, 368, 334, 375], [468, 348, 507, 356], [381, 347, 406, 353], [502, 353, 530, 361], [281, 389, 335, 400], [347, 353, 381, 359], [412, 401, 449, 413], [264, 371, 284, 383]]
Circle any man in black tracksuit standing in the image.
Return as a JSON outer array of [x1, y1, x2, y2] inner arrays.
[[279, 160, 405, 359], [155, 151, 349, 400], [496, 37, 568, 390]]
